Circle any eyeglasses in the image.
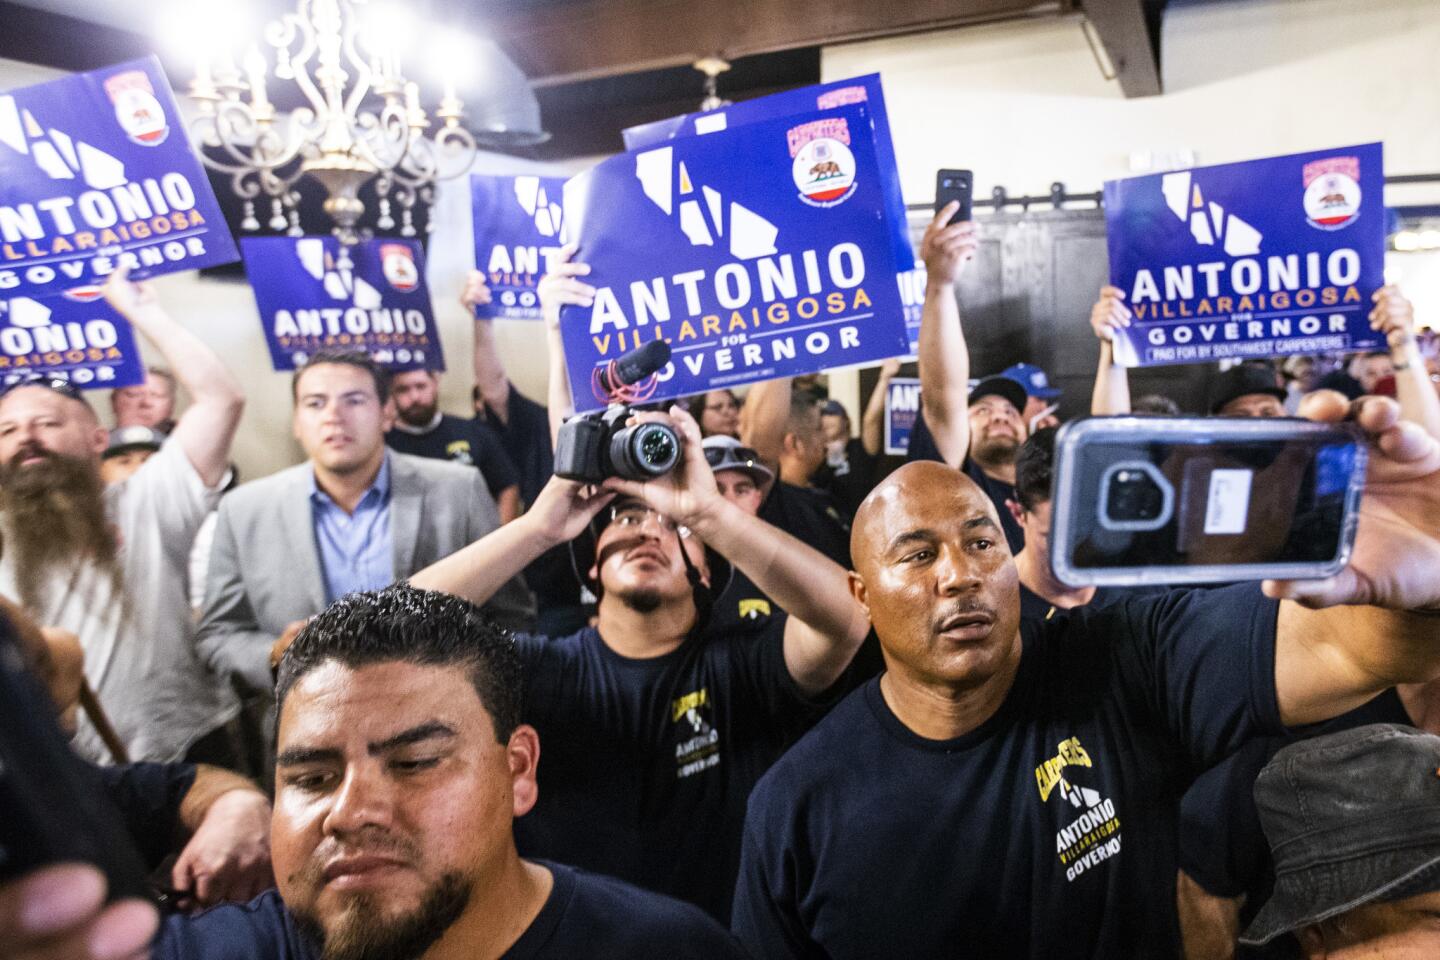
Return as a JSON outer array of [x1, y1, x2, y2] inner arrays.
[[607, 503, 691, 539], [703, 445, 762, 468], [0, 375, 84, 402]]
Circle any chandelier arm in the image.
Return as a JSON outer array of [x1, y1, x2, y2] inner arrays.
[[351, 103, 413, 172], [206, 101, 314, 174], [273, 7, 328, 120], [340, 11, 377, 118]]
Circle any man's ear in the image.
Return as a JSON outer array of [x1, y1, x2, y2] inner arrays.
[[1006, 498, 1025, 528], [508, 725, 541, 818], [90, 424, 108, 457], [847, 571, 870, 618]]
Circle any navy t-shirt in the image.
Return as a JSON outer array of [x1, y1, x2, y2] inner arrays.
[[758, 480, 851, 568], [513, 615, 832, 921], [95, 761, 196, 871], [385, 413, 519, 499], [154, 861, 747, 959], [733, 584, 1284, 959], [1019, 582, 1164, 623], [906, 411, 1025, 554], [811, 438, 876, 521], [708, 568, 780, 637]]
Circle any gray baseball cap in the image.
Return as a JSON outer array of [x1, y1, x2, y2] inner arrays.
[[1241, 723, 1440, 945]]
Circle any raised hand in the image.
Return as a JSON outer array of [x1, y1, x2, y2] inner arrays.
[[920, 203, 978, 287], [538, 243, 596, 334], [460, 271, 494, 312], [602, 406, 721, 533], [1090, 286, 1131, 342]]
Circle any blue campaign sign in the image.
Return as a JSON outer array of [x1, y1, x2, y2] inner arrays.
[[897, 265, 926, 357], [884, 376, 921, 456], [1103, 142, 1385, 367], [470, 174, 568, 320], [0, 56, 238, 299], [0, 292, 144, 390], [562, 102, 909, 413], [622, 74, 915, 272], [241, 237, 445, 372]]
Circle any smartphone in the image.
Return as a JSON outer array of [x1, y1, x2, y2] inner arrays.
[[0, 614, 151, 902], [1029, 403, 1060, 433], [935, 169, 973, 224], [1049, 416, 1366, 587]]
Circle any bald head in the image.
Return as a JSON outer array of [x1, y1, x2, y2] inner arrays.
[[852, 461, 1001, 574]]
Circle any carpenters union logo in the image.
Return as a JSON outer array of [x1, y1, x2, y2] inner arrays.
[[788, 118, 857, 208], [1302, 156, 1362, 232], [103, 71, 169, 147]]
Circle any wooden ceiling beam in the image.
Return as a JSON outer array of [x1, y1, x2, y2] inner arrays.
[[1078, 0, 1162, 98], [482, 0, 1071, 87]]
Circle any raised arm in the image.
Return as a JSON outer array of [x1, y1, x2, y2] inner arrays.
[[915, 203, 978, 467], [1371, 285, 1440, 440], [537, 244, 591, 447], [1089, 286, 1133, 416], [608, 408, 870, 695], [861, 358, 902, 457], [102, 266, 243, 487], [463, 273, 514, 426], [740, 377, 793, 471], [1268, 393, 1440, 725]]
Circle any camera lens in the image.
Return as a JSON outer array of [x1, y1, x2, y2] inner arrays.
[[1106, 469, 1166, 523], [609, 422, 680, 480]]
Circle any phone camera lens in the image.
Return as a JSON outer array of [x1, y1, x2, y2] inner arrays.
[[1107, 470, 1165, 523]]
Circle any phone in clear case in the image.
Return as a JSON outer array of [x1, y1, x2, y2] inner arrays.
[[1049, 417, 1367, 587]]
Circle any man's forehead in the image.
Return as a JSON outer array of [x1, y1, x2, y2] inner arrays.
[[0, 385, 87, 419], [279, 660, 481, 744], [857, 463, 993, 540]]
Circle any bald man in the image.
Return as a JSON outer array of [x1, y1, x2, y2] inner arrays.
[[731, 396, 1440, 959]]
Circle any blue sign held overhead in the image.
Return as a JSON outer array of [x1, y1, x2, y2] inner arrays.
[[1103, 142, 1385, 367], [0, 56, 238, 299], [0, 291, 144, 390], [897, 265, 926, 358], [562, 102, 909, 413], [622, 74, 915, 272], [470, 174, 569, 320], [242, 236, 445, 373], [884, 376, 921, 456]]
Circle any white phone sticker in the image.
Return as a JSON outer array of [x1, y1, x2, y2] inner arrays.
[[1204, 468, 1253, 535]]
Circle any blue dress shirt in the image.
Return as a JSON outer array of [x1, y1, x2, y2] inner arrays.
[[309, 455, 393, 604]]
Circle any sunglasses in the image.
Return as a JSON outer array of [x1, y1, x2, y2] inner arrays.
[[703, 445, 762, 468], [0, 375, 85, 402]]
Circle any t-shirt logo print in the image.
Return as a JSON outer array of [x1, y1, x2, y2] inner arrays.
[[671, 688, 721, 779], [1034, 736, 1123, 883]]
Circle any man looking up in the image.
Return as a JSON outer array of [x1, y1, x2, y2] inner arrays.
[[1, 585, 748, 960], [733, 391, 1440, 959], [904, 203, 1027, 553], [110, 365, 177, 433], [409, 398, 869, 919], [198, 350, 532, 706], [385, 368, 522, 524], [0, 265, 244, 764]]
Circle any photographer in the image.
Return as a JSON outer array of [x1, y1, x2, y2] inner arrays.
[[409, 278, 870, 919], [732, 391, 1440, 959]]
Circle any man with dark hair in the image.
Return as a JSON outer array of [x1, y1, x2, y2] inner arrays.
[[732, 391, 1440, 959], [409, 390, 869, 919], [903, 203, 1027, 553], [1209, 365, 1289, 418], [2, 584, 747, 959], [0, 265, 244, 763], [198, 350, 532, 713], [384, 368, 522, 524]]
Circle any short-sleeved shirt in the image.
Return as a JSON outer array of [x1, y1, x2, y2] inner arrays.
[[512, 616, 832, 921], [733, 585, 1283, 959], [477, 386, 581, 615], [811, 438, 876, 520], [94, 761, 196, 871], [154, 861, 747, 959], [0, 440, 233, 762], [1178, 689, 1411, 959], [1018, 582, 1164, 622], [905, 411, 1025, 554], [758, 481, 852, 569], [707, 569, 779, 637], [386, 413, 519, 499]]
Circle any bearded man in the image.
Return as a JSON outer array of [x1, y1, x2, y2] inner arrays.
[[0, 265, 244, 763]]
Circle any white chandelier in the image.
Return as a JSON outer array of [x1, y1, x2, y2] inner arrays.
[[183, 0, 480, 243]]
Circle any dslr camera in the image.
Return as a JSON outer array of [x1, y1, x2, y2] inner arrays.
[[554, 404, 681, 484]]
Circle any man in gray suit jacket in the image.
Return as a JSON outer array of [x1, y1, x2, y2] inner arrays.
[[197, 351, 534, 697]]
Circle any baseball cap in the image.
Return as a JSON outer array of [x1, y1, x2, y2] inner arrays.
[[1208, 365, 1287, 414], [103, 425, 165, 459], [701, 435, 774, 486], [820, 399, 848, 418], [967, 376, 1027, 413], [1241, 724, 1440, 945], [1001, 363, 1062, 400]]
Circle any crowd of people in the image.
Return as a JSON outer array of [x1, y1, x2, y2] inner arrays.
[[3, 202, 1440, 960]]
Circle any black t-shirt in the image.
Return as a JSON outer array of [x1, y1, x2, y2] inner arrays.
[[154, 861, 746, 959], [733, 584, 1284, 960], [906, 411, 1025, 554], [477, 385, 582, 615], [385, 414, 519, 498], [1018, 582, 1164, 623], [95, 761, 196, 871], [707, 568, 780, 637], [1178, 689, 1411, 959], [758, 480, 852, 568], [512, 616, 832, 921], [811, 438, 876, 521]]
